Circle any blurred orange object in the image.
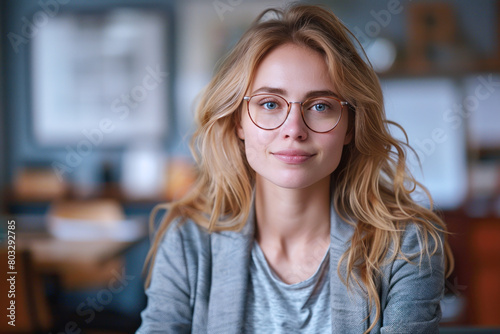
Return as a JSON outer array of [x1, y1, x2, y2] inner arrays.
[[163, 158, 197, 201], [46, 199, 146, 241], [49, 199, 125, 223], [13, 168, 67, 200], [470, 218, 500, 326]]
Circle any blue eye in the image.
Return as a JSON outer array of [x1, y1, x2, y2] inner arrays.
[[313, 103, 327, 112], [263, 102, 278, 110]]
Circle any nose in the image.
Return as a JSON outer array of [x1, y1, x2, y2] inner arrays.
[[280, 102, 308, 140]]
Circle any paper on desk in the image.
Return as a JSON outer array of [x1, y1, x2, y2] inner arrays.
[[48, 217, 146, 241]]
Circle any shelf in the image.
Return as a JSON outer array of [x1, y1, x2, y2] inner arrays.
[[379, 58, 500, 79]]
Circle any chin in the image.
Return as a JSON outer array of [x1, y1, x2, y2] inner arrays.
[[265, 173, 330, 190]]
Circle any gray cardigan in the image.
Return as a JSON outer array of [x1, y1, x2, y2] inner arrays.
[[137, 205, 444, 333]]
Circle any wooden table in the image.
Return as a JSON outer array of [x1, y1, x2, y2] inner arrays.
[[16, 230, 146, 289], [1, 226, 147, 332]]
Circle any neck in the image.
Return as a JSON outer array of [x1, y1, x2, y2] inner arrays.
[[254, 175, 331, 254]]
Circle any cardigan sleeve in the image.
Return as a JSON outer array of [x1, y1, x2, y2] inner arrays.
[[136, 220, 193, 333], [380, 224, 446, 334]]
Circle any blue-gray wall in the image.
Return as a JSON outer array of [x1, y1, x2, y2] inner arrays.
[[2, 0, 177, 191], [0, 0, 7, 211]]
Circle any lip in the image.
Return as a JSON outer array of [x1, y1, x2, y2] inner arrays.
[[271, 149, 315, 164]]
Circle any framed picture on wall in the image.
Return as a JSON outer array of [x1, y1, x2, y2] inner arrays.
[[31, 8, 169, 146]]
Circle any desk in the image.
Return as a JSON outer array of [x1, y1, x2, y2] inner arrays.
[[1, 222, 147, 332], [17, 230, 146, 289]]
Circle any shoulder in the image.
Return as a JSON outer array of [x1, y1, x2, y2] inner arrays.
[[139, 216, 212, 333], [397, 221, 445, 260], [378, 221, 446, 301], [156, 215, 212, 260], [148, 215, 213, 302], [381, 221, 445, 278], [378, 222, 445, 333], [380, 221, 446, 307]]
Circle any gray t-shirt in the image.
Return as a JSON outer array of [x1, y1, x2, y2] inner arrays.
[[244, 240, 331, 333]]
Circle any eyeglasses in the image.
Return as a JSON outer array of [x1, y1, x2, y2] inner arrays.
[[243, 94, 349, 133]]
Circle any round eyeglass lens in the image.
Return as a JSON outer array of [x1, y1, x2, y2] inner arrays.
[[302, 97, 342, 132], [247, 94, 289, 130]]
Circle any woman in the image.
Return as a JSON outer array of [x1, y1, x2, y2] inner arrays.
[[137, 4, 454, 334]]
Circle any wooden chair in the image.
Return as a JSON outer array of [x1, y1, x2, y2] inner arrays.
[[0, 248, 52, 332]]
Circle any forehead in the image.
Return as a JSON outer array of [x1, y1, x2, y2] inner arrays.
[[250, 43, 336, 95]]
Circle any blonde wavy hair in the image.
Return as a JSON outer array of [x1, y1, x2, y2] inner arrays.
[[145, 3, 454, 332]]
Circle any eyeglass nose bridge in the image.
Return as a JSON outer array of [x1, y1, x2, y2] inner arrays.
[[282, 101, 307, 127]]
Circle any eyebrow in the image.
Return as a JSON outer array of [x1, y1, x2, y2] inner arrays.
[[251, 86, 341, 99]]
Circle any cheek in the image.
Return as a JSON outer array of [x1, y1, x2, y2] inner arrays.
[[327, 144, 344, 166], [318, 143, 344, 177], [320, 132, 349, 170], [241, 122, 276, 168], [243, 131, 274, 164]]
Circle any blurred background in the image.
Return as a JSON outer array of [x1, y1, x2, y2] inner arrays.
[[0, 0, 499, 332]]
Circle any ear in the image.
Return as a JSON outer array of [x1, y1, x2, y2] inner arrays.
[[343, 110, 354, 145], [344, 127, 353, 145], [236, 120, 245, 140]]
